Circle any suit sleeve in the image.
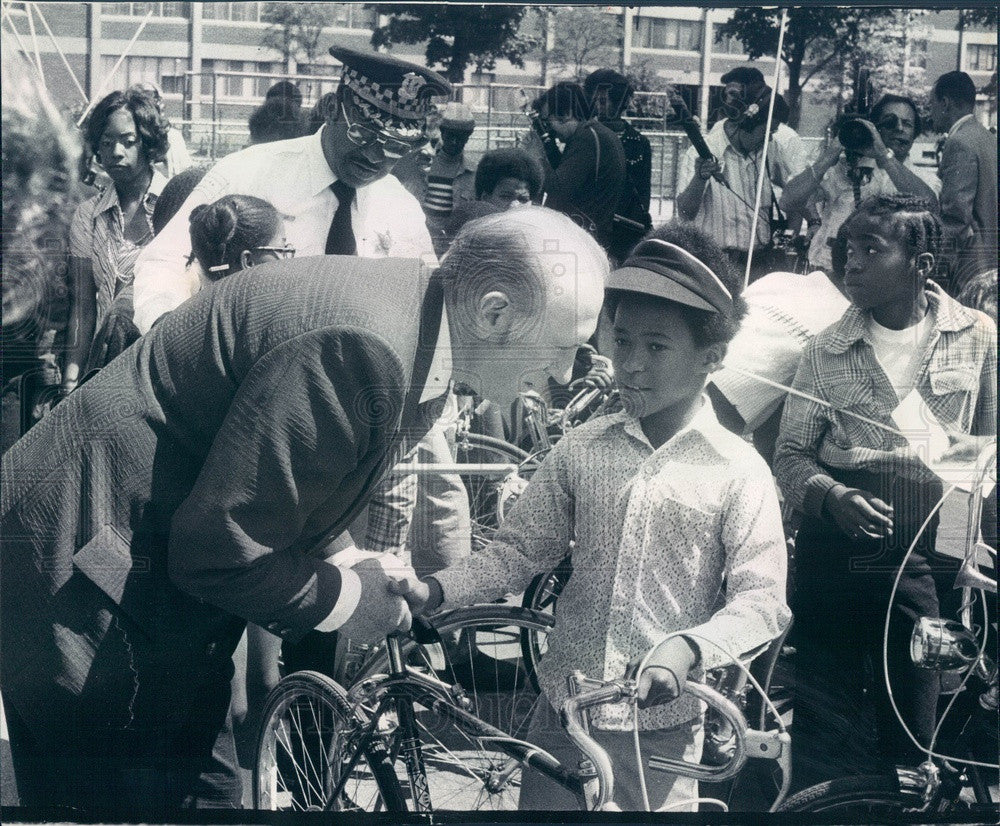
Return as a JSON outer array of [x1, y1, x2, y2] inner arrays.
[[938, 139, 979, 253], [167, 328, 402, 637]]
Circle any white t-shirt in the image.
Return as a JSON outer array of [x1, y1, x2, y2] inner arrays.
[[865, 312, 934, 406]]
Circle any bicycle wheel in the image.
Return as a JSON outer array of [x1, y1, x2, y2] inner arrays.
[[777, 774, 927, 815], [253, 671, 406, 812], [520, 556, 572, 694], [454, 433, 529, 552], [350, 605, 557, 811]]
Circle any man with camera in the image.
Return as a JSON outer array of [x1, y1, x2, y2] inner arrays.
[[781, 94, 937, 275], [675, 84, 807, 283]]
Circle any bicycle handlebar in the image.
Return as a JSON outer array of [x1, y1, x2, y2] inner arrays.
[[561, 677, 751, 809], [647, 680, 750, 782]]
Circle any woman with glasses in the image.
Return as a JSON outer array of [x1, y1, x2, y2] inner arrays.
[[188, 194, 294, 284]]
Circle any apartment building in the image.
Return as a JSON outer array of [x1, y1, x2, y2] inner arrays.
[[4, 3, 996, 158]]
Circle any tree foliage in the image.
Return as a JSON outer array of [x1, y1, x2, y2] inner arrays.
[[366, 4, 533, 83], [260, 3, 335, 68], [810, 11, 933, 115], [961, 8, 997, 28], [547, 7, 621, 82], [715, 7, 894, 128]]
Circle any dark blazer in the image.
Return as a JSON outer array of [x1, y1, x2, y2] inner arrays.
[[1, 255, 440, 737], [938, 116, 998, 290], [544, 119, 627, 249]]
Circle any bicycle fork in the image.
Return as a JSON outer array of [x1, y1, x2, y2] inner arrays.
[[387, 633, 434, 812]]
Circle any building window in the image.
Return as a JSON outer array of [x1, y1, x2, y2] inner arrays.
[[103, 2, 190, 17], [713, 33, 748, 56], [966, 43, 997, 72], [99, 55, 190, 93], [633, 17, 701, 52], [200, 59, 284, 99], [202, 2, 261, 22], [330, 4, 377, 29]]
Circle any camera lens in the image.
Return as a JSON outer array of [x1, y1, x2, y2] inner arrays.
[[838, 117, 873, 153]]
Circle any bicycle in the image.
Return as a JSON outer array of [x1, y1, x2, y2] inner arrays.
[[777, 449, 998, 818], [253, 607, 792, 813]]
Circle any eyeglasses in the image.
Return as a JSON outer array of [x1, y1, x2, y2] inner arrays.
[[340, 101, 425, 160], [253, 243, 296, 260]]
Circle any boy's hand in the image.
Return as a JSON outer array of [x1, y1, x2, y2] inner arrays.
[[938, 433, 994, 464], [388, 575, 443, 616], [824, 485, 894, 539], [627, 636, 698, 709]]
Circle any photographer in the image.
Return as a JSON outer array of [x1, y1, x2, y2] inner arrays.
[[781, 93, 937, 274], [675, 85, 806, 283]]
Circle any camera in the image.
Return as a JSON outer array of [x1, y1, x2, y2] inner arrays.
[[837, 114, 875, 155]]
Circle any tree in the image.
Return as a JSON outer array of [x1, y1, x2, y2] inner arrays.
[[810, 11, 932, 114], [547, 7, 621, 82], [715, 7, 894, 129], [366, 4, 534, 83], [260, 3, 335, 71]]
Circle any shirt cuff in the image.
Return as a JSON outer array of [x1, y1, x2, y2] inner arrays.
[[314, 566, 362, 632], [802, 471, 841, 518]]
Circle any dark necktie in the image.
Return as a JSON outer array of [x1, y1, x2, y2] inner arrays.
[[325, 180, 357, 255]]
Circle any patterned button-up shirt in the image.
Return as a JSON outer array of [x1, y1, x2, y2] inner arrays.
[[434, 402, 790, 730], [69, 170, 166, 330], [774, 285, 997, 519], [678, 122, 807, 253]]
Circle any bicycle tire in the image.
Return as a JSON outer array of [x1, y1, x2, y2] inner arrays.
[[253, 670, 406, 812], [776, 774, 928, 815], [454, 433, 529, 552], [520, 557, 572, 694], [349, 605, 557, 811]]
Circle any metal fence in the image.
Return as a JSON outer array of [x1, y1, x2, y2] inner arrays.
[[179, 73, 824, 216]]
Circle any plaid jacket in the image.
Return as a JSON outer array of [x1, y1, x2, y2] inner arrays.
[[774, 285, 997, 518]]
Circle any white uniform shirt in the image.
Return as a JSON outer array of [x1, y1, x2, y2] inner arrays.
[[133, 126, 437, 333], [713, 270, 850, 431], [434, 403, 790, 731]]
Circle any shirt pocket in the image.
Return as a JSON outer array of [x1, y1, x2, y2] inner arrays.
[[926, 364, 979, 428], [824, 376, 885, 447]]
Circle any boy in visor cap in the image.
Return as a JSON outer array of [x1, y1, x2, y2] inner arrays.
[[396, 222, 791, 811]]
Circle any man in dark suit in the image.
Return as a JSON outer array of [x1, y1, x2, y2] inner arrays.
[[929, 71, 998, 293], [1, 207, 608, 813]]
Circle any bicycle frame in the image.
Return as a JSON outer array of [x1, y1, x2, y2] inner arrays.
[[334, 627, 783, 813], [342, 633, 600, 812]]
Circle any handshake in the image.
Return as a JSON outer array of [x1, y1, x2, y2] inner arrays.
[[331, 549, 443, 644]]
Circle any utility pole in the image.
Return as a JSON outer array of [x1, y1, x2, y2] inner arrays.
[[956, 10, 966, 72]]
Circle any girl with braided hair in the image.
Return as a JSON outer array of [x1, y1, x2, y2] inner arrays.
[[773, 194, 996, 790], [187, 194, 293, 282]]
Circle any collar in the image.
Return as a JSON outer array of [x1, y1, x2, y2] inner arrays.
[[94, 168, 168, 215], [823, 282, 979, 354], [947, 113, 975, 140], [419, 300, 452, 404], [619, 394, 734, 458], [307, 125, 339, 197]]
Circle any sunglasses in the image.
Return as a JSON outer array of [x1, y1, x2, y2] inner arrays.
[[876, 114, 914, 132], [253, 243, 296, 259], [341, 101, 426, 160]]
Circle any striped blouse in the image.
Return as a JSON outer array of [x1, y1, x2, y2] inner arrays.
[[69, 170, 166, 329]]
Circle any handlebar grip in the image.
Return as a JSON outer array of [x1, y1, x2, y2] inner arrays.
[[647, 680, 749, 782]]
